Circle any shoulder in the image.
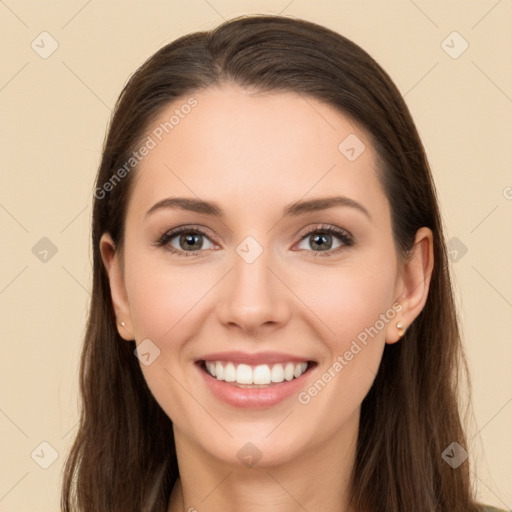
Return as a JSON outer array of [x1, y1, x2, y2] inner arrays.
[[480, 505, 509, 512]]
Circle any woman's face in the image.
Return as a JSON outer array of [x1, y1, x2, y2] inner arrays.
[[101, 83, 431, 467]]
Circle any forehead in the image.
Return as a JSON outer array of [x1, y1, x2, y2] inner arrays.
[[128, 84, 388, 222]]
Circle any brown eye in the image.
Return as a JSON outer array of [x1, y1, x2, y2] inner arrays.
[[295, 225, 354, 256], [156, 227, 215, 257]]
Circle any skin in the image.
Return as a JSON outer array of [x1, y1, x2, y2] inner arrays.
[[100, 83, 434, 512]]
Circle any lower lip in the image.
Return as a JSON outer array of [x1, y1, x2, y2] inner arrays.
[[196, 362, 316, 409]]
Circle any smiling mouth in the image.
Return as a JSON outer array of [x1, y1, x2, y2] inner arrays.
[[196, 360, 317, 388]]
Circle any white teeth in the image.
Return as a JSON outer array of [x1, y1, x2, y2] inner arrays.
[[253, 364, 271, 385], [205, 361, 216, 377], [271, 364, 284, 383], [236, 364, 253, 384], [224, 362, 236, 382], [284, 362, 295, 381], [215, 361, 224, 380], [203, 361, 309, 385]]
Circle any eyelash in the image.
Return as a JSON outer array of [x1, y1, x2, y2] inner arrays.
[[154, 224, 354, 258]]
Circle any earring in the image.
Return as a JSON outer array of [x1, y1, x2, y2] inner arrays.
[[118, 321, 126, 327], [396, 321, 405, 338]]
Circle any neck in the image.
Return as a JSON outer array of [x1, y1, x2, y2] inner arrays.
[[167, 410, 359, 512]]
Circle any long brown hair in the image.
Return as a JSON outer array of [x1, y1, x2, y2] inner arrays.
[[61, 14, 484, 512]]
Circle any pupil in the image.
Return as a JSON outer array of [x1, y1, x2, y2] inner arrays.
[[181, 234, 201, 250], [312, 233, 330, 251]]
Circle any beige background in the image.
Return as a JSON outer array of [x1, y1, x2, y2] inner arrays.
[[0, 1, 511, 510]]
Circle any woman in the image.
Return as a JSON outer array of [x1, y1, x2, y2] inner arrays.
[[61, 14, 506, 512]]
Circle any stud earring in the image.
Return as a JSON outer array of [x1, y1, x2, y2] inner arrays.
[[118, 321, 126, 327], [396, 321, 405, 338]]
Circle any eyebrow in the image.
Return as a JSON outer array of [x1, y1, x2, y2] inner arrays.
[[145, 196, 371, 221]]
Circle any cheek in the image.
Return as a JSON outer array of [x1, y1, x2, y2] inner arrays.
[[295, 267, 395, 416], [123, 251, 210, 418], [124, 251, 210, 341], [125, 242, 397, 350], [296, 253, 396, 408], [302, 260, 396, 347]]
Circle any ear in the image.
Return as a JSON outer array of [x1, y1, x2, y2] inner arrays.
[[99, 233, 134, 341], [386, 227, 434, 344]]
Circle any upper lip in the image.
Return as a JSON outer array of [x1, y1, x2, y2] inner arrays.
[[196, 351, 315, 366]]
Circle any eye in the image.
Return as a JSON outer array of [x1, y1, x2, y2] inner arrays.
[[155, 224, 354, 258], [155, 226, 215, 257], [295, 225, 354, 256]]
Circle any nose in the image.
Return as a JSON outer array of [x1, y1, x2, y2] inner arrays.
[[216, 247, 291, 335]]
